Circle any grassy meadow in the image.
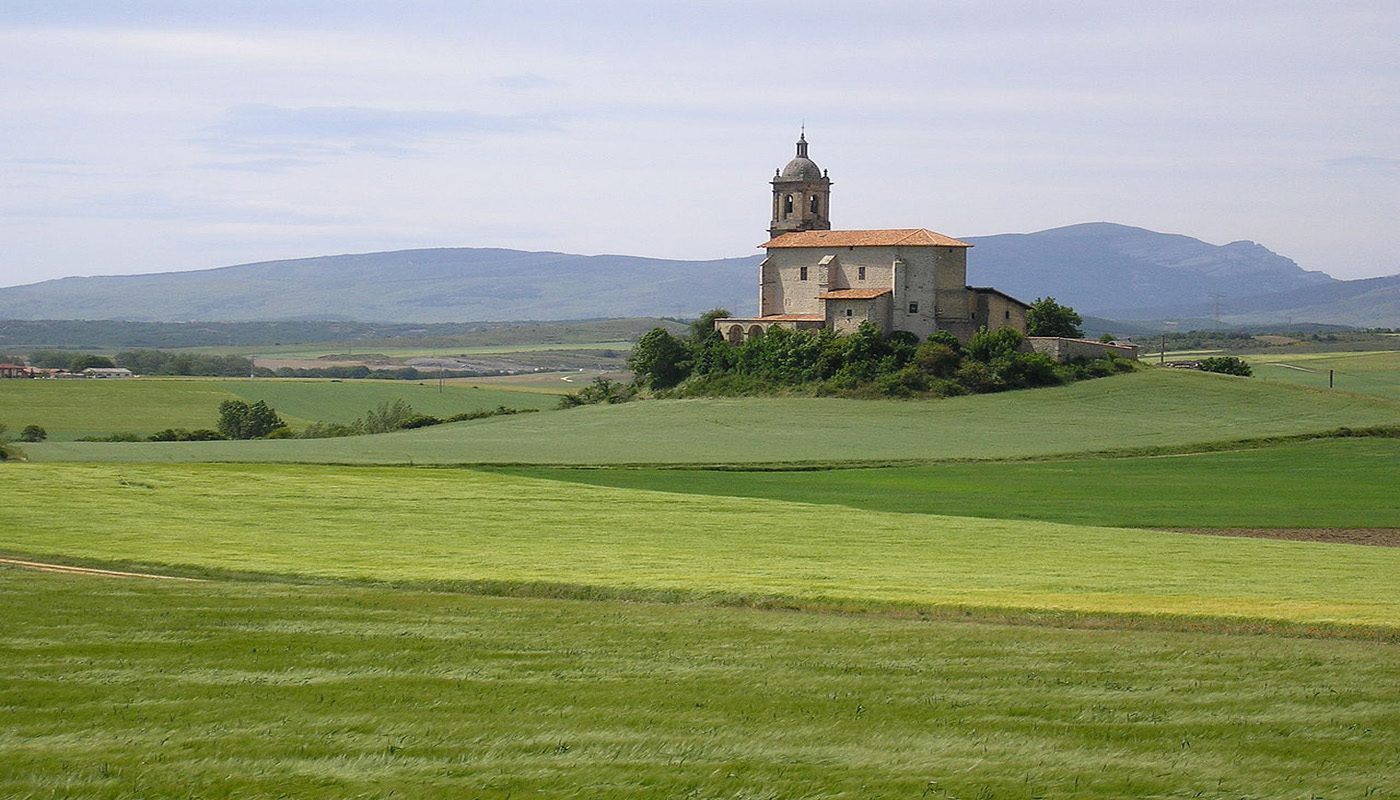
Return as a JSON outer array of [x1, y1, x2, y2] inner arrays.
[[499, 436, 1400, 529], [1248, 349, 1400, 400], [5, 462, 1399, 628], [4, 360, 1399, 797], [20, 368, 1400, 463], [0, 377, 554, 440], [3, 568, 1396, 800]]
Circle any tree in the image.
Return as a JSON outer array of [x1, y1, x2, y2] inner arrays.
[[68, 354, 116, 373], [689, 309, 732, 344], [216, 399, 287, 439], [911, 341, 962, 378], [628, 328, 692, 388], [966, 326, 1026, 363], [1025, 297, 1084, 338], [1197, 356, 1252, 377], [358, 399, 417, 433], [18, 425, 46, 442]]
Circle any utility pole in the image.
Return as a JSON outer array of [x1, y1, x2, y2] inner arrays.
[[1208, 293, 1224, 326], [1160, 334, 1166, 364]]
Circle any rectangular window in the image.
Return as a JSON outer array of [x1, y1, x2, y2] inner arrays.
[[908, 302, 919, 314], [800, 266, 808, 281], [845, 308, 853, 317], [857, 266, 866, 280]]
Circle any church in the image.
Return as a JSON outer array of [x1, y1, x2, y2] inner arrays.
[[719, 134, 1030, 344]]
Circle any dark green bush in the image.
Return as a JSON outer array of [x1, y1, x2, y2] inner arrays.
[[18, 425, 47, 442], [1198, 356, 1253, 376]]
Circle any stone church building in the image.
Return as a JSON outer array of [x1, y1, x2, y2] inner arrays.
[[719, 134, 1029, 343]]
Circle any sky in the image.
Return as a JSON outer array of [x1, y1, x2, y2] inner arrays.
[[1, 0, 1397, 289]]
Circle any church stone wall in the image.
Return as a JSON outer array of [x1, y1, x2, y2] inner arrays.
[[761, 245, 972, 340]]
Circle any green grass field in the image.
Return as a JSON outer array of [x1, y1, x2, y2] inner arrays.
[[0, 378, 555, 440], [1247, 350, 1400, 400], [20, 368, 1400, 463], [3, 569, 1395, 799], [5, 462, 1398, 628], [251, 340, 633, 359], [6, 361, 1400, 797], [498, 436, 1400, 529]]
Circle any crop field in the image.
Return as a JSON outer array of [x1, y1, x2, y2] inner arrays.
[[1248, 349, 1400, 400], [21, 368, 1400, 463], [499, 436, 1400, 529], [0, 378, 554, 440], [4, 361, 1399, 797], [2, 569, 1396, 799], [5, 462, 1399, 627], [247, 340, 634, 359]]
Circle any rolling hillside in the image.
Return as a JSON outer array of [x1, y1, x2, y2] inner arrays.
[[22, 369, 1400, 465], [3, 223, 1393, 326], [0, 249, 762, 323]]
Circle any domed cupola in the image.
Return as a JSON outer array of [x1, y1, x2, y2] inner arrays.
[[769, 131, 832, 239], [780, 134, 824, 182]]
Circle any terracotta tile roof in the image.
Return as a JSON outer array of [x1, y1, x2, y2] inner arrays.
[[761, 229, 973, 248], [816, 289, 892, 300], [715, 315, 825, 323]]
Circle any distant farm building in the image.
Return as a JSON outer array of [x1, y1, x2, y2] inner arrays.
[[82, 367, 134, 378], [0, 363, 37, 379]]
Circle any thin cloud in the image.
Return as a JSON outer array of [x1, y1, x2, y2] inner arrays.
[[194, 157, 321, 173], [202, 104, 560, 152], [1324, 156, 1400, 169], [2, 191, 355, 225], [485, 74, 565, 90]]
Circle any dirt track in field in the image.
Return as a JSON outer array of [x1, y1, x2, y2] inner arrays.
[[0, 558, 206, 581], [1154, 528, 1400, 547]]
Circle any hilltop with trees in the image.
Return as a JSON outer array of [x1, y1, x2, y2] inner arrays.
[[611, 305, 1133, 403]]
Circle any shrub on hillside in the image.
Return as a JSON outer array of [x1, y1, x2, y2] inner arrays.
[[216, 400, 287, 439], [1197, 356, 1253, 377], [18, 425, 47, 442], [559, 377, 635, 408], [149, 428, 227, 442]]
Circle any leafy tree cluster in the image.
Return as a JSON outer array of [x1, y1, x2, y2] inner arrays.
[[115, 350, 254, 377], [24, 350, 113, 372], [612, 308, 1134, 401], [298, 401, 536, 439], [1024, 297, 1084, 338], [17, 425, 47, 442], [557, 377, 637, 408], [263, 365, 498, 380], [1196, 356, 1253, 377], [216, 400, 288, 440]]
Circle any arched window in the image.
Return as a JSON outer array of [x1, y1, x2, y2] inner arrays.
[[809, 195, 820, 214], [784, 195, 794, 215]]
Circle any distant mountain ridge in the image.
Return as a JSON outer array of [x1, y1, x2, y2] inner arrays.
[[0, 223, 1393, 326], [962, 223, 1336, 312], [0, 249, 763, 323]]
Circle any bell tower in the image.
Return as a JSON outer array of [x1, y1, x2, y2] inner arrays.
[[769, 131, 831, 239]]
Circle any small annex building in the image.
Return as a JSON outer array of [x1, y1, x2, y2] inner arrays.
[[720, 134, 1029, 344]]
